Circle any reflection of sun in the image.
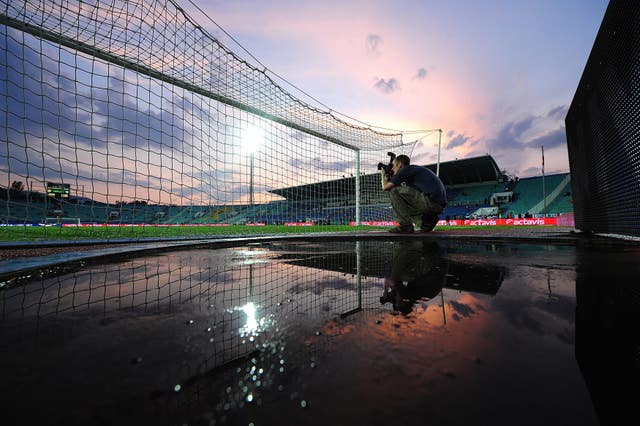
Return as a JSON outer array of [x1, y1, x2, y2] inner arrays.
[[236, 302, 272, 337], [241, 302, 258, 334]]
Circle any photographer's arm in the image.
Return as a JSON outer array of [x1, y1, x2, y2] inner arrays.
[[381, 169, 395, 192]]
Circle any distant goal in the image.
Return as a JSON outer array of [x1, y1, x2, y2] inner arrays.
[[44, 217, 81, 226]]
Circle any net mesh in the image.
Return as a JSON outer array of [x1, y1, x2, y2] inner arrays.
[[0, 0, 423, 240], [565, 0, 640, 237]]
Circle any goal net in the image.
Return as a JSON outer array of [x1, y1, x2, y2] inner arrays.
[[1, 0, 420, 240]]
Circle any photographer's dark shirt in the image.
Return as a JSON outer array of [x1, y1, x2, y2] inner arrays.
[[390, 165, 447, 205]]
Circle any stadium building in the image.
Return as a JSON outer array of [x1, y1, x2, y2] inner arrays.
[[265, 155, 572, 225], [1, 155, 572, 226]]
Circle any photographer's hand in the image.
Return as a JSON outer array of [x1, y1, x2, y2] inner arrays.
[[381, 169, 395, 191]]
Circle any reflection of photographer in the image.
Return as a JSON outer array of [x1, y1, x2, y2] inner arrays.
[[380, 154, 447, 233], [380, 240, 443, 314]]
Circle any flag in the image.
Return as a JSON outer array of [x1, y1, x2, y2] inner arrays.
[[541, 145, 545, 174]]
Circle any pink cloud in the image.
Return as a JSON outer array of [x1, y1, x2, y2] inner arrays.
[[189, 0, 606, 175]]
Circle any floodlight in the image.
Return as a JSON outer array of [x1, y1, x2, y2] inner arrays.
[[242, 126, 263, 154]]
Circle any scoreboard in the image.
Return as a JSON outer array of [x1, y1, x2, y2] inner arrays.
[[47, 182, 70, 198]]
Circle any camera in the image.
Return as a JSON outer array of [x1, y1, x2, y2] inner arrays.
[[377, 152, 396, 178]]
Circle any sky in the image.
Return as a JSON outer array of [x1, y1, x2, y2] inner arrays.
[[186, 0, 609, 178]]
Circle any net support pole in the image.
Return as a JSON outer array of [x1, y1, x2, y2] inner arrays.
[[354, 149, 361, 226], [542, 145, 546, 217], [250, 153, 255, 211], [340, 241, 363, 318], [356, 241, 362, 309], [436, 129, 442, 176]]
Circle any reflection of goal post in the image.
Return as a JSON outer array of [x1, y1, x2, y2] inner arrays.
[[0, 0, 437, 239]]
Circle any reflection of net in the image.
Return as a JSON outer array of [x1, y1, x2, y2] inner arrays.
[[0, 0, 416, 237], [0, 244, 389, 423]]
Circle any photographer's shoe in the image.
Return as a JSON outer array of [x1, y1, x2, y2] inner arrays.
[[419, 214, 439, 233], [388, 225, 414, 234]]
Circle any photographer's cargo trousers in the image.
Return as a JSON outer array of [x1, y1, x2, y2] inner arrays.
[[389, 183, 444, 232]]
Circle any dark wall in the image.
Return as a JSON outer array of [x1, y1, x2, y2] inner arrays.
[[565, 0, 640, 236]]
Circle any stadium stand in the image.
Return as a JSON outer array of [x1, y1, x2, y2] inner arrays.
[[546, 191, 573, 215], [1, 155, 573, 226], [268, 155, 573, 222], [503, 174, 570, 217]]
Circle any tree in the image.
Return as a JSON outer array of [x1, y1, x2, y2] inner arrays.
[[11, 181, 25, 191]]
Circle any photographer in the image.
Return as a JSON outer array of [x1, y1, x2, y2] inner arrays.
[[381, 154, 447, 233], [380, 240, 443, 314]]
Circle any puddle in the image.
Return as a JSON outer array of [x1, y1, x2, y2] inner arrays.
[[0, 239, 638, 425]]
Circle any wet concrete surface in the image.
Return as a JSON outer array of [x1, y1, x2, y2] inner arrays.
[[0, 227, 580, 260], [0, 239, 638, 426]]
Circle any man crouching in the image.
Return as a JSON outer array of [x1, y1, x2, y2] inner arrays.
[[381, 154, 447, 233]]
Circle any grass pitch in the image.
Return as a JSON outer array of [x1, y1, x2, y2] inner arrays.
[[0, 223, 552, 243], [0, 224, 390, 242]]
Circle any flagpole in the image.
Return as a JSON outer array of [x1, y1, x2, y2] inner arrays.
[[436, 129, 442, 177], [542, 145, 546, 217]]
